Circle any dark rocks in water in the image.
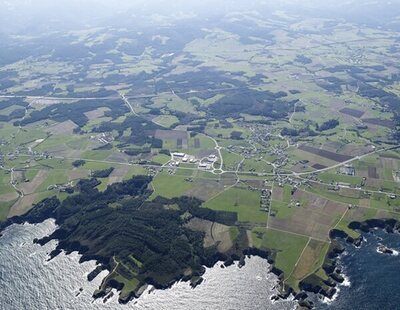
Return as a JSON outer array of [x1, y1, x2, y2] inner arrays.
[[377, 244, 395, 255], [118, 291, 136, 304], [134, 284, 148, 299], [103, 291, 114, 303], [190, 276, 204, 288], [270, 266, 284, 279], [353, 237, 362, 247], [327, 241, 345, 259], [278, 286, 293, 299], [107, 279, 124, 291], [93, 289, 107, 299], [385, 226, 394, 234], [181, 273, 192, 282], [47, 248, 62, 261], [267, 258, 274, 265], [204, 252, 228, 268], [87, 265, 107, 282], [222, 254, 244, 268], [322, 287, 337, 299], [299, 282, 323, 295], [322, 262, 336, 275], [299, 273, 331, 298], [75, 287, 84, 296], [298, 299, 314, 309], [223, 257, 234, 267], [270, 295, 279, 301], [192, 266, 206, 277], [238, 256, 246, 268], [294, 291, 308, 300], [330, 272, 344, 283], [323, 278, 337, 288], [243, 247, 270, 260]]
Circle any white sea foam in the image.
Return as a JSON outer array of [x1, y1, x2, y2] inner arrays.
[[321, 287, 340, 305], [341, 274, 351, 287]]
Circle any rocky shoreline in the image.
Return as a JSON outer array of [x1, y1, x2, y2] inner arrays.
[[295, 218, 400, 309], [0, 202, 286, 305], [2, 202, 400, 308]]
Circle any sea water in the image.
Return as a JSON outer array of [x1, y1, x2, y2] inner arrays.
[[315, 230, 400, 310], [0, 220, 296, 310]]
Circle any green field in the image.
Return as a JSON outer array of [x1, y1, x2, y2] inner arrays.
[[150, 173, 195, 199], [252, 227, 309, 276], [203, 187, 267, 223]]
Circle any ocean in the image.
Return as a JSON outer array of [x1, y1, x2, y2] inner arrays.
[[315, 230, 400, 310], [0, 220, 296, 310]]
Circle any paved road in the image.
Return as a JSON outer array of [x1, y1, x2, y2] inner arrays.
[[119, 92, 138, 116]]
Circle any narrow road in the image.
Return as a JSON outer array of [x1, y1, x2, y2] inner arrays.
[[119, 92, 138, 116], [14, 143, 400, 182], [9, 167, 24, 198], [289, 101, 298, 124]]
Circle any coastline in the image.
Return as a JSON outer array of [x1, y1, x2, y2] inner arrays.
[[0, 220, 296, 310], [1, 199, 400, 308], [297, 218, 400, 308]]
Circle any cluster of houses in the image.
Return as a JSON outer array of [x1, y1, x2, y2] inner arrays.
[[260, 189, 271, 212], [47, 181, 74, 193], [276, 174, 310, 188], [339, 164, 355, 176]]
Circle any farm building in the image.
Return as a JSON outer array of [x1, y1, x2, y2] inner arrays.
[[339, 165, 355, 176]]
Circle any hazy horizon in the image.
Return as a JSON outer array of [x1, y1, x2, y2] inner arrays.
[[2, 0, 400, 34]]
